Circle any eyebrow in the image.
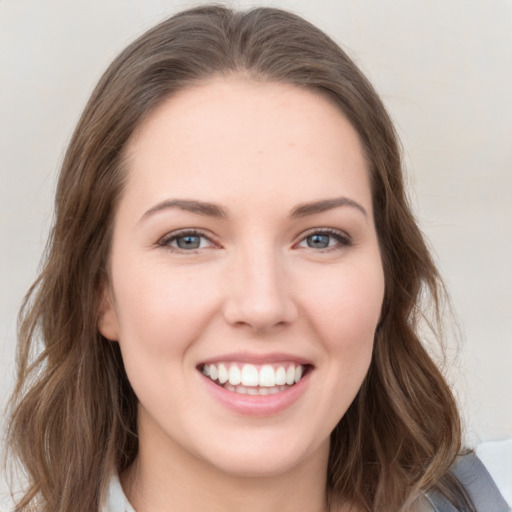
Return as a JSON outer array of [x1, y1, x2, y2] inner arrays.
[[289, 197, 368, 219], [140, 196, 367, 221], [141, 199, 228, 221]]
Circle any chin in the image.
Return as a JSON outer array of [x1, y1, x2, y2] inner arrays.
[[196, 430, 329, 479], [207, 452, 309, 478]]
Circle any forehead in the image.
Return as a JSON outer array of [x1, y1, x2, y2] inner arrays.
[[122, 76, 372, 216]]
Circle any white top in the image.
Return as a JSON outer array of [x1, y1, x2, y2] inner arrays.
[[101, 474, 135, 512], [100, 454, 510, 512]]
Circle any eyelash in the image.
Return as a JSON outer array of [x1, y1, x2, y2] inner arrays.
[[158, 229, 214, 253], [157, 228, 352, 253], [296, 228, 352, 252]]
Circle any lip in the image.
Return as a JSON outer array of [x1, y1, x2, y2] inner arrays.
[[199, 352, 313, 366], [198, 364, 312, 417]]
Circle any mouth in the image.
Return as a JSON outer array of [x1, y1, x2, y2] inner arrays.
[[198, 362, 311, 396]]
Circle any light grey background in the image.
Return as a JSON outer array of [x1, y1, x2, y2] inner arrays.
[[1, 0, 511, 505]]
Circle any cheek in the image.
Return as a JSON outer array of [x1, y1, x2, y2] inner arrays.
[[111, 263, 221, 358], [110, 267, 223, 418], [294, 261, 384, 434], [299, 260, 384, 349]]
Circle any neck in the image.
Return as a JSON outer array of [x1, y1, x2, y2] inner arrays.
[[121, 429, 332, 512]]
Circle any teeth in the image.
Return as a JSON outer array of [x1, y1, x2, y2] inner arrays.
[[235, 384, 293, 395], [275, 366, 286, 386], [286, 366, 295, 385], [202, 362, 306, 391], [241, 364, 259, 386], [294, 365, 303, 384], [228, 365, 241, 386], [259, 365, 275, 387], [218, 364, 228, 384]]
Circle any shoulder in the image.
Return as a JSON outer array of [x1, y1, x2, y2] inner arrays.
[[426, 453, 510, 512]]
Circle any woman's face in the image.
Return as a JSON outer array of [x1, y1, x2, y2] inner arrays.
[[99, 77, 385, 478]]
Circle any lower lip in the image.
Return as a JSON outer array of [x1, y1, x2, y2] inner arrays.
[[200, 371, 311, 416]]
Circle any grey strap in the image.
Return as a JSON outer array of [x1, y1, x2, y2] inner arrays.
[[428, 453, 510, 511]]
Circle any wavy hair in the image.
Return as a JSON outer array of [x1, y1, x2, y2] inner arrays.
[[6, 6, 472, 512]]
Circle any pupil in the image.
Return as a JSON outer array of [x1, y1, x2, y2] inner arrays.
[[177, 235, 200, 249], [308, 234, 329, 248]]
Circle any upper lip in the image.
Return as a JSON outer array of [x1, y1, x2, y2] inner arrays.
[[198, 352, 314, 367]]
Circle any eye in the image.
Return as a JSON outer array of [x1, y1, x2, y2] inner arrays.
[[297, 229, 351, 251], [158, 229, 215, 251]]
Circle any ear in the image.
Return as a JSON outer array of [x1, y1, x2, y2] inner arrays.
[[97, 278, 119, 341]]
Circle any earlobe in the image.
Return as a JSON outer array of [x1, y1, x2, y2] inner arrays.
[[97, 279, 119, 341]]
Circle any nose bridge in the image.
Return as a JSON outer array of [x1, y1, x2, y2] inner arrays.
[[223, 237, 297, 331]]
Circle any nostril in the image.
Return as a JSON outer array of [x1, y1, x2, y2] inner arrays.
[[223, 299, 298, 332]]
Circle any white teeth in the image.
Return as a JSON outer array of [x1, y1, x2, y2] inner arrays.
[[286, 366, 295, 385], [241, 364, 259, 386], [259, 365, 275, 387], [202, 362, 307, 391], [275, 366, 286, 386], [228, 365, 241, 385], [218, 364, 228, 384]]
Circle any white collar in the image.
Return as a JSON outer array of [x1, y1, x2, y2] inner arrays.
[[102, 473, 136, 512]]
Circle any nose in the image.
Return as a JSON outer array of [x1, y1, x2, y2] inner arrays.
[[222, 245, 298, 333]]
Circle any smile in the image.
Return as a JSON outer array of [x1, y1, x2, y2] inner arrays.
[[200, 362, 306, 395]]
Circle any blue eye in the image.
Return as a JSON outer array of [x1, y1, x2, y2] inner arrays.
[[175, 234, 202, 249], [306, 233, 331, 249], [298, 229, 350, 250], [159, 230, 213, 251]]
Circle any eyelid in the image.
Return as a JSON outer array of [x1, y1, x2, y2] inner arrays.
[[294, 227, 352, 250], [157, 228, 218, 251]]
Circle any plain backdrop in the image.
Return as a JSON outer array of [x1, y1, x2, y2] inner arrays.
[[1, 0, 511, 505]]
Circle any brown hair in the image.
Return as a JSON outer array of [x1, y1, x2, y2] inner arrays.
[[6, 6, 472, 512]]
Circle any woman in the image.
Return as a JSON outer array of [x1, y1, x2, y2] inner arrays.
[[5, 5, 508, 512]]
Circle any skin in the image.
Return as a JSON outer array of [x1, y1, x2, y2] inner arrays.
[[99, 76, 385, 512]]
